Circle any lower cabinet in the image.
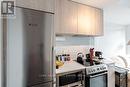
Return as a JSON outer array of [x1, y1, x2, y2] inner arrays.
[[107, 63, 115, 87]]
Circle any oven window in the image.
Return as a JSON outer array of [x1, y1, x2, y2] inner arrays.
[[90, 74, 107, 87]]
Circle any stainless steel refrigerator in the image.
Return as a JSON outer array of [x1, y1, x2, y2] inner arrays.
[[5, 7, 54, 87]]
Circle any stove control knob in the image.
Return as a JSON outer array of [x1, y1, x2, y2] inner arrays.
[[103, 67, 106, 70], [100, 67, 103, 70], [88, 70, 91, 74], [97, 68, 100, 70], [91, 70, 93, 73], [93, 69, 96, 72]]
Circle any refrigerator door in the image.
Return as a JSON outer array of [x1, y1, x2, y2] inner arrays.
[[6, 7, 54, 87], [22, 8, 54, 86], [31, 82, 52, 87]]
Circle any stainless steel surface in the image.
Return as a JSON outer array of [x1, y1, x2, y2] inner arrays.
[[90, 72, 107, 78], [6, 7, 54, 87], [31, 82, 53, 87], [89, 74, 107, 87], [77, 60, 108, 87], [56, 70, 85, 87], [23, 8, 53, 86], [85, 64, 108, 87], [61, 81, 83, 87], [86, 64, 108, 75], [3, 16, 7, 87]]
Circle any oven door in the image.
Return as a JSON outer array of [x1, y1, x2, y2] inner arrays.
[[86, 72, 108, 87]]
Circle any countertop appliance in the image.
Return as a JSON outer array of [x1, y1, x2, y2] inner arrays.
[[95, 51, 103, 59], [77, 53, 84, 65], [5, 7, 54, 87], [76, 59, 108, 87], [58, 70, 85, 87], [56, 61, 86, 87]]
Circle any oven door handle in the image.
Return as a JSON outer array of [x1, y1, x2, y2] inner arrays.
[[90, 72, 107, 78]]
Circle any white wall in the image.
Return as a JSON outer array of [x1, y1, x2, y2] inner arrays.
[[125, 25, 130, 55], [95, 23, 126, 58]]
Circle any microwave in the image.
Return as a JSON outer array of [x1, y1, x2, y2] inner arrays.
[[57, 70, 85, 87]]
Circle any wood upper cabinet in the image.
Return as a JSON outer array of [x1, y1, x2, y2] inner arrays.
[[77, 5, 103, 36], [78, 4, 95, 35], [55, 0, 103, 36], [16, 0, 54, 13], [55, 0, 78, 34], [95, 8, 103, 36]]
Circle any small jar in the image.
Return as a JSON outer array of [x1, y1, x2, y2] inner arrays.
[[66, 54, 71, 61]]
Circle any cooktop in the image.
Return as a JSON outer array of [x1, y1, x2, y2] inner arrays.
[[79, 59, 102, 66]]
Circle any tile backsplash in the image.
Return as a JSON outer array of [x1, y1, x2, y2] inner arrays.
[[55, 36, 95, 60], [55, 45, 93, 60]]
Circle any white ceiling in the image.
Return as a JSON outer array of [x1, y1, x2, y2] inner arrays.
[[72, 0, 130, 25]]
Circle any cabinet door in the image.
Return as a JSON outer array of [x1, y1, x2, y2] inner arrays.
[[95, 9, 103, 36], [78, 4, 103, 36], [16, 0, 54, 13], [78, 4, 95, 35], [90, 7, 96, 36], [55, 0, 78, 34]]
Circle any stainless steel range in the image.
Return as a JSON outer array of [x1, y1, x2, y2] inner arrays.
[[77, 59, 108, 87]]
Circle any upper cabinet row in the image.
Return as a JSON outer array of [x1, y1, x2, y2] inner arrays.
[[16, 0, 103, 36], [16, 0, 54, 13], [55, 0, 103, 36]]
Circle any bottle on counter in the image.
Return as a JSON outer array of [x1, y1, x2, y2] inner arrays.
[[90, 48, 94, 65], [56, 55, 64, 69], [66, 54, 71, 61]]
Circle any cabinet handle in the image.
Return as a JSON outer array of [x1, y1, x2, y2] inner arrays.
[[70, 84, 82, 87], [90, 72, 107, 78]]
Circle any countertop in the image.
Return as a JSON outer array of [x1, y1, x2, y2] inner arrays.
[[102, 58, 115, 65], [56, 58, 115, 75], [56, 61, 86, 75]]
